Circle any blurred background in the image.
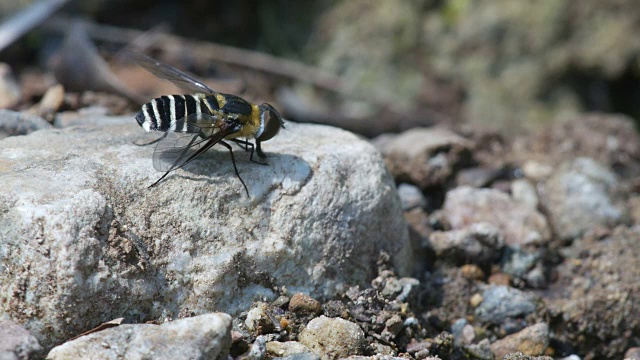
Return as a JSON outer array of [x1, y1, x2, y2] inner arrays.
[[1, 0, 640, 137]]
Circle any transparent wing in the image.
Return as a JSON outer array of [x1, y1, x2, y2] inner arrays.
[[127, 51, 216, 95], [152, 113, 238, 172]]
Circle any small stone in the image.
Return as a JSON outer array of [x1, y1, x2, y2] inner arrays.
[[245, 302, 279, 334], [490, 323, 549, 358], [397, 183, 427, 210], [322, 300, 349, 319], [429, 222, 504, 266], [462, 338, 493, 360], [469, 293, 484, 308], [0, 320, 42, 360], [274, 353, 320, 360], [247, 335, 267, 360], [298, 316, 366, 360], [488, 273, 511, 286], [396, 277, 420, 302], [501, 247, 541, 278], [0, 63, 21, 108], [289, 293, 322, 316], [272, 295, 291, 309], [460, 264, 485, 280], [443, 187, 551, 247], [266, 341, 311, 358], [456, 166, 503, 188], [384, 315, 404, 337], [474, 285, 539, 325], [522, 161, 553, 181], [502, 353, 553, 360]]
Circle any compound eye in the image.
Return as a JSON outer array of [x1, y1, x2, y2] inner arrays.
[[258, 104, 283, 141]]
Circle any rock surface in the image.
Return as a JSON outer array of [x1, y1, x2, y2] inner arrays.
[[46, 313, 231, 360], [547, 227, 640, 359], [0, 118, 411, 349], [443, 187, 551, 247], [428, 222, 504, 266], [0, 320, 42, 360], [298, 316, 366, 360]]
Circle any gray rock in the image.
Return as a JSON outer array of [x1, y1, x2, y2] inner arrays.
[[429, 222, 505, 266], [298, 316, 366, 360], [374, 127, 473, 189], [475, 285, 539, 325], [502, 353, 553, 360], [541, 157, 627, 240], [46, 313, 231, 360], [501, 247, 540, 278], [0, 110, 51, 139], [489, 323, 549, 359], [443, 186, 551, 247], [396, 183, 427, 210], [0, 321, 42, 360], [0, 119, 411, 349]]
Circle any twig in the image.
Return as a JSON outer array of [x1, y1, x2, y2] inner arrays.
[[0, 0, 71, 52], [43, 16, 349, 94]]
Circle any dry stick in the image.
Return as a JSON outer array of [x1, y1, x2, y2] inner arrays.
[[0, 0, 71, 52], [43, 16, 350, 95]]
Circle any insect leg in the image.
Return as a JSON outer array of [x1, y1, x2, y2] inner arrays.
[[218, 140, 249, 196], [148, 135, 203, 188], [232, 139, 267, 165], [256, 141, 267, 159], [135, 132, 168, 146]]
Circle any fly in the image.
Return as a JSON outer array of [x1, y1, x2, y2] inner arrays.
[[130, 52, 284, 196]]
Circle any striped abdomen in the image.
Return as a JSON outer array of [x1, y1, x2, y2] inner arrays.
[[135, 94, 219, 132]]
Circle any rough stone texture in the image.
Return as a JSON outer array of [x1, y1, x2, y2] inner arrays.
[[442, 187, 551, 247], [502, 354, 553, 360], [546, 227, 640, 359], [0, 320, 42, 360], [540, 157, 628, 240], [474, 285, 540, 326], [0, 119, 411, 349], [428, 222, 504, 267], [46, 313, 231, 360], [374, 127, 473, 189], [489, 323, 549, 359], [396, 183, 427, 211], [298, 316, 366, 360]]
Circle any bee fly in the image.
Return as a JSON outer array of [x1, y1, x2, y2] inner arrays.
[[131, 52, 284, 196]]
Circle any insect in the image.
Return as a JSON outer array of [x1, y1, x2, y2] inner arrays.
[[131, 52, 284, 196]]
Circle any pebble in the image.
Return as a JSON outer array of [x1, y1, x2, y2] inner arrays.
[[490, 322, 549, 359], [474, 285, 538, 325], [397, 183, 427, 210], [245, 302, 279, 334], [625, 347, 640, 359], [289, 293, 322, 315], [298, 316, 366, 360], [266, 341, 311, 358], [511, 179, 539, 209], [460, 264, 485, 280]]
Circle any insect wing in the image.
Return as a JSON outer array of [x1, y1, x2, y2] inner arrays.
[[151, 114, 236, 172], [128, 51, 216, 95]]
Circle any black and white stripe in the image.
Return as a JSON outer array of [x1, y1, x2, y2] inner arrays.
[[136, 94, 222, 133]]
